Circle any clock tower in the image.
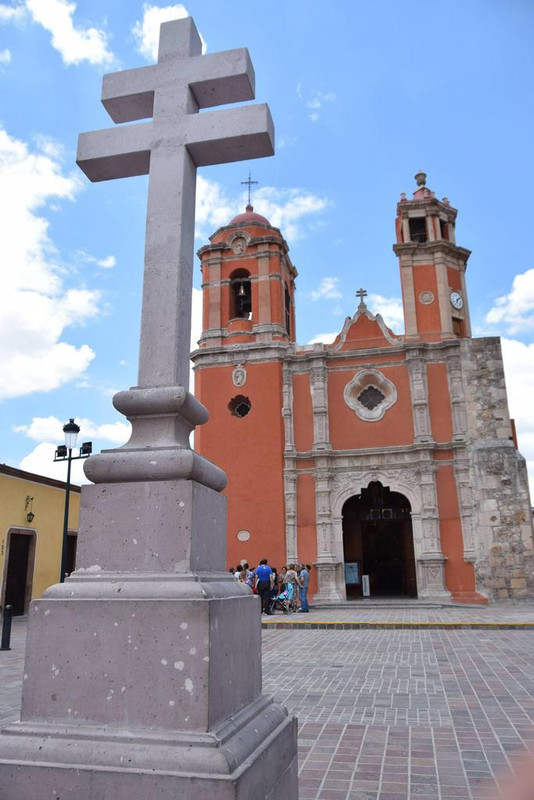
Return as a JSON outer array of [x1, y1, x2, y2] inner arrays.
[[394, 171, 471, 341]]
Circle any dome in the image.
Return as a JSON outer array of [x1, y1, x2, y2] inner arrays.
[[229, 204, 270, 226]]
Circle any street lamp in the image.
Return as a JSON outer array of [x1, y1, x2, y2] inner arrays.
[[54, 419, 92, 582]]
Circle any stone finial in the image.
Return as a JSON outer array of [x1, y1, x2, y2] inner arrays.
[[415, 170, 427, 187], [442, 197, 450, 205], [356, 287, 368, 310], [246, 203, 253, 212], [400, 192, 407, 201]]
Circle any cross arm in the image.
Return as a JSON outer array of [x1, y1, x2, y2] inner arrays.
[[188, 49, 255, 108], [186, 103, 274, 167], [102, 66, 157, 123], [77, 122, 152, 182]]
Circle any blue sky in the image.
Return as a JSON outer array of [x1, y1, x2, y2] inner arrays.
[[1, 0, 534, 489]]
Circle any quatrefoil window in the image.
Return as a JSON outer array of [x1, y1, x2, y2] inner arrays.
[[357, 386, 385, 410], [344, 370, 397, 421]]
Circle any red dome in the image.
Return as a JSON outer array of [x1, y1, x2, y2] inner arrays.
[[229, 204, 270, 226]]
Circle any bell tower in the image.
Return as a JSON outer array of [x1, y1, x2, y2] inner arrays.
[[197, 204, 297, 348], [394, 171, 472, 341], [193, 205, 297, 572]]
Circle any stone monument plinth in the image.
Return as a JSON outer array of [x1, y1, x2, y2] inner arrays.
[[0, 18, 298, 799]]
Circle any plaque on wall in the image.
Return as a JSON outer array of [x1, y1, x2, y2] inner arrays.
[[232, 365, 247, 387], [419, 290, 434, 305], [344, 562, 361, 585]]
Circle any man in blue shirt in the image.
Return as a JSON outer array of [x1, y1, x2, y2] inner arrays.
[[298, 564, 310, 612], [255, 559, 274, 615]]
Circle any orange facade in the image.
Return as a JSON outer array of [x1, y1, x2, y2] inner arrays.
[[193, 176, 534, 604]]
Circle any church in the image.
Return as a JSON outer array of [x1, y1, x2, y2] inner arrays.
[[192, 172, 534, 604]]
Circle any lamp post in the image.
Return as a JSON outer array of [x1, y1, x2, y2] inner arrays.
[[54, 419, 92, 582]]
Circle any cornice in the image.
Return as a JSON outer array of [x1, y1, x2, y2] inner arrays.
[[393, 239, 471, 261], [191, 341, 291, 367], [290, 439, 468, 463], [396, 197, 458, 216]]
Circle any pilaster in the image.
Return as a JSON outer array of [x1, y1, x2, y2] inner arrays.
[[406, 348, 432, 442], [310, 358, 331, 450]]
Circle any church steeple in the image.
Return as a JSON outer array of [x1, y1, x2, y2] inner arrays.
[[393, 172, 471, 340], [197, 204, 297, 347]]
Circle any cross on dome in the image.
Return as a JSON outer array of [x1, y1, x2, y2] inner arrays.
[[241, 170, 259, 205]]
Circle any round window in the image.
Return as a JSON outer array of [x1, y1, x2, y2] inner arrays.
[[229, 395, 251, 418]]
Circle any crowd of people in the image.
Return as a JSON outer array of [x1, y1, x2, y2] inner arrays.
[[229, 560, 311, 614]]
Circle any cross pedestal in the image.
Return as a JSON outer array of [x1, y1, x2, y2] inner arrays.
[[0, 18, 297, 799]]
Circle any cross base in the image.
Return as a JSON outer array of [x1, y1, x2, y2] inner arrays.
[[0, 702, 297, 800], [84, 386, 226, 491]]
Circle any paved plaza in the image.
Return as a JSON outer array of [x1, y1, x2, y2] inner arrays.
[[2, 604, 534, 798]]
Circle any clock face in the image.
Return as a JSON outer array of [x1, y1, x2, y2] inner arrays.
[[450, 291, 463, 310]]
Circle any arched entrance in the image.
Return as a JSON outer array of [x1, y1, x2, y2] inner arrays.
[[342, 481, 417, 599]]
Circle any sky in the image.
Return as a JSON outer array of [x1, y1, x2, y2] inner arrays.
[[1, 0, 534, 491]]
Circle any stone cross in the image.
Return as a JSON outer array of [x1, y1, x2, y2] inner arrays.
[[0, 18, 297, 799], [77, 17, 273, 391], [356, 287, 368, 305]]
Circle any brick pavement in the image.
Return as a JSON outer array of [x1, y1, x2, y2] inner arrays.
[[2, 608, 534, 798]]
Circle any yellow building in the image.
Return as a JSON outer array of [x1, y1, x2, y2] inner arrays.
[[0, 465, 80, 615]]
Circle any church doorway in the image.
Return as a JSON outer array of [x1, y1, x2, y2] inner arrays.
[[3, 529, 36, 616], [342, 481, 417, 599]]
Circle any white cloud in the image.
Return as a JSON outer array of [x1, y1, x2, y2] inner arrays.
[[0, 47, 11, 63], [133, 3, 206, 61], [253, 186, 329, 242], [308, 332, 337, 345], [20, 442, 89, 484], [14, 415, 131, 445], [307, 91, 336, 110], [0, 4, 25, 22], [500, 337, 534, 491], [26, 0, 114, 66], [367, 293, 405, 332], [16, 286, 204, 477], [485, 268, 534, 335], [190, 286, 202, 351], [0, 127, 101, 399], [194, 176, 329, 243], [76, 251, 117, 269], [311, 277, 342, 301], [97, 255, 116, 269], [0, 1, 115, 66], [195, 175, 235, 238], [306, 90, 336, 121], [16, 415, 132, 484]]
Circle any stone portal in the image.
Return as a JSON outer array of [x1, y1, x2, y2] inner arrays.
[[0, 18, 297, 799], [342, 483, 417, 599]]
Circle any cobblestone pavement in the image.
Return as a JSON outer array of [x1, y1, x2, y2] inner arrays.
[[2, 608, 534, 798]]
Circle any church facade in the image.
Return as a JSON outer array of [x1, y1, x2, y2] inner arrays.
[[192, 172, 534, 604]]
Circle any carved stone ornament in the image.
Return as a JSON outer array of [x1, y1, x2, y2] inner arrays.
[[231, 236, 248, 255], [236, 529, 251, 542], [344, 369, 398, 422], [419, 290, 434, 305], [232, 364, 247, 387]]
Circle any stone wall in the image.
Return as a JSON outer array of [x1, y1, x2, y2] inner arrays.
[[461, 337, 534, 599]]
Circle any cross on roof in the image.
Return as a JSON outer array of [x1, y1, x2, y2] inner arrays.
[[77, 17, 274, 390], [356, 288, 368, 305], [241, 170, 258, 205]]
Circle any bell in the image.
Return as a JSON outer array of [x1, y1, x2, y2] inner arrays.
[[237, 282, 246, 297]]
